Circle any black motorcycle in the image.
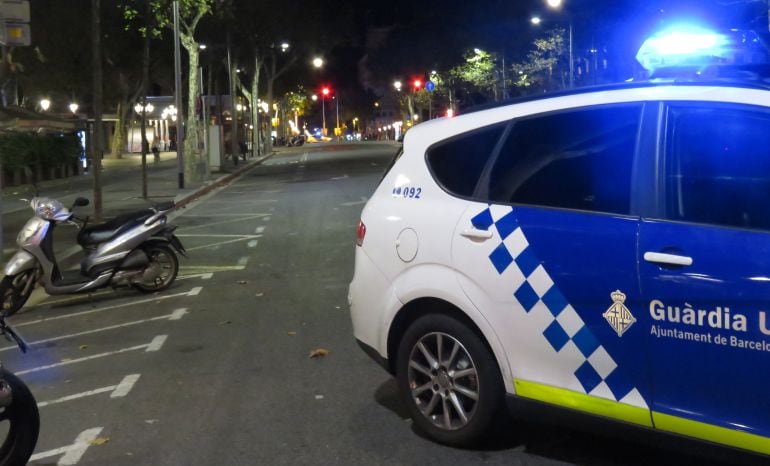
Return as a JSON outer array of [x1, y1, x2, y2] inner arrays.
[[0, 318, 39, 465]]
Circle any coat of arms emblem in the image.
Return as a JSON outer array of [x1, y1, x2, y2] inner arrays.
[[603, 290, 636, 337]]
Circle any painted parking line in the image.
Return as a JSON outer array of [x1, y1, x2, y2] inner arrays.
[[14, 288, 201, 328], [17, 335, 168, 376], [340, 196, 369, 207], [184, 236, 261, 252], [176, 214, 271, 231], [0, 309, 187, 353], [29, 427, 103, 465], [37, 374, 141, 408]]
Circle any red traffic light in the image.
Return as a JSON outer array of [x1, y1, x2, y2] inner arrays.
[[322, 87, 331, 96], [413, 79, 422, 89]]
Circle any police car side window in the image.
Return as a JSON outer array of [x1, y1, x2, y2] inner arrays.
[[486, 105, 641, 215], [426, 124, 506, 197], [666, 106, 770, 230]]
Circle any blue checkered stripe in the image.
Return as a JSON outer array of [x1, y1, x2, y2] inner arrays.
[[471, 206, 639, 403]]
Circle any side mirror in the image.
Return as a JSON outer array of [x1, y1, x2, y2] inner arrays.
[[73, 197, 90, 208]]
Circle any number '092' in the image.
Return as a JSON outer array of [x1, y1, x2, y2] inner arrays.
[[392, 186, 422, 199]]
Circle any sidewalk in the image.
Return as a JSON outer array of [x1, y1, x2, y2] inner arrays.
[[2, 150, 273, 216]]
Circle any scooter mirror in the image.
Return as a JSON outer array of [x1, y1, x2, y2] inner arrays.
[[73, 197, 90, 208]]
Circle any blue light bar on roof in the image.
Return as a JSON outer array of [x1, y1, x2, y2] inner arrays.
[[636, 28, 731, 72]]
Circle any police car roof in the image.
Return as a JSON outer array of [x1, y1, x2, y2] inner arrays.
[[459, 64, 770, 116]]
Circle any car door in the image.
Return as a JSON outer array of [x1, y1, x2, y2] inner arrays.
[[452, 103, 654, 427], [639, 102, 770, 453]]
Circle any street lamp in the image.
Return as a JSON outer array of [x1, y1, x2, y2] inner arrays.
[[313, 57, 324, 68], [393, 80, 402, 91], [69, 103, 79, 114], [280, 41, 290, 52], [39, 98, 50, 111]]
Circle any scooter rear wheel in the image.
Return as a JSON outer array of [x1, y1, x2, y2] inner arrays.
[[0, 369, 39, 466], [134, 244, 179, 293], [0, 271, 37, 318]]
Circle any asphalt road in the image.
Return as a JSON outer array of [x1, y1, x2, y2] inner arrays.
[[1, 142, 760, 465]]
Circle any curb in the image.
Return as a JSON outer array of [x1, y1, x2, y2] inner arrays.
[[174, 152, 274, 209]]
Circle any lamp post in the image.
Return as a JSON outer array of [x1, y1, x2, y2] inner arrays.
[[534, 0, 573, 88], [39, 98, 50, 111], [321, 87, 330, 137]]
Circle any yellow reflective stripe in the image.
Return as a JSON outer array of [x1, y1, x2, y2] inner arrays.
[[654, 412, 770, 456], [515, 379, 770, 455], [513, 379, 653, 427]]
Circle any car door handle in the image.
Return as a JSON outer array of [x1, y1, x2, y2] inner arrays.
[[643, 252, 693, 267], [460, 228, 493, 241]]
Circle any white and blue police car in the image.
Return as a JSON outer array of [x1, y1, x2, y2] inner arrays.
[[349, 28, 770, 455]]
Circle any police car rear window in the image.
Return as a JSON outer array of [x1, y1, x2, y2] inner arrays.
[[486, 104, 641, 215], [426, 124, 506, 198]]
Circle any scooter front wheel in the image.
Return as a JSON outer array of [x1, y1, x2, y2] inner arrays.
[[0, 270, 37, 318], [134, 244, 179, 293]]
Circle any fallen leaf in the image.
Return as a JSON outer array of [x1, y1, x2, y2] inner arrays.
[[90, 437, 110, 446], [308, 348, 329, 359], [218, 320, 231, 326], [144, 419, 159, 424], [236, 280, 248, 285], [287, 331, 297, 336], [79, 345, 89, 350], [255, 293, 264, 297], [315, 394, 324, 400]]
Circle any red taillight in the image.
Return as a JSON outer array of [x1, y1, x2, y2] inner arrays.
[[356, 220, 366, 247]]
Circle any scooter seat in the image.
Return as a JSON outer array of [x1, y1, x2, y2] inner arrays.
[[77, 209, 154, 247]]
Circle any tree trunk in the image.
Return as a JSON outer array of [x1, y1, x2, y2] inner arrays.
[[265, 76, 274, 154], [180, 32, 204, 182], [111, 100, 127, 159], [251, 60, 260, 156], [139, 0, 151, 199], [91, 0, 103, 220]]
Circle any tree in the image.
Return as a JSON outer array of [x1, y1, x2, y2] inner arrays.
[[449, 49, 501, 103], [152, 0, 213, 182], [511, 28, 566, 94]]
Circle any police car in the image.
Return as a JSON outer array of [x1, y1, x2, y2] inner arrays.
[[348, 28, 770, 454]]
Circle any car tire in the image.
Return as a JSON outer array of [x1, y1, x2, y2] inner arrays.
[[396, 313, 504, 447]]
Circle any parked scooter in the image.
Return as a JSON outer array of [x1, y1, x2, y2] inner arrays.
[[0, 317, 39, 465], [0, 197, 186, 317]]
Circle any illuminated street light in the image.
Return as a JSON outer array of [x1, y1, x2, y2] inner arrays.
[[393, 80, 402, 91], [162, 105, 178, 122], [311, 94, 318, 101], [313, 57, 324, 68], [199, 44, 207, 50], [281, 42, 290, 52], [531, 16, 542, 25], [134, 102, 154, 114], [547, 0, 562, 7], [69, 103, 79, 114], [39, 98, 50, 111]]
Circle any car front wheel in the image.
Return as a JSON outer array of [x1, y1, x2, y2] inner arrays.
[[396, 313, 504, 447]]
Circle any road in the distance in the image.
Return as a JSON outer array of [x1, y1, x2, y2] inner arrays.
[[7, 142, 756, 465]]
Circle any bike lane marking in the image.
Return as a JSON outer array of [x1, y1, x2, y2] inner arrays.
[[37, 374, 141, 408], [17, 335, 167, 376], [14, 288, 201, 328], [29, 427, 103, 465], [0, 309, 187, 353]]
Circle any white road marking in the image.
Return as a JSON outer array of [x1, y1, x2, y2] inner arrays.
[[248, 240, 258, 248], [15, 288, 201, 328], [185, 237, 259, 251], [176, 234, 262, 238], [29, 427, 104, 464], [0, 309, 187, 352], [330, 174, 349, 180], [177, 214, 271, 231], [36, 374, 141, 408], [110, 373, 141, 398], [262, 216, 271, 222], [237, 257, 249, 266], [340, 196, 369, 207], [177, 272, 214, 281], [255, 226, 265, 234], [301, 152, 309, 163], [17, 335, 168, 375], [146, 335, 167, 352]]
